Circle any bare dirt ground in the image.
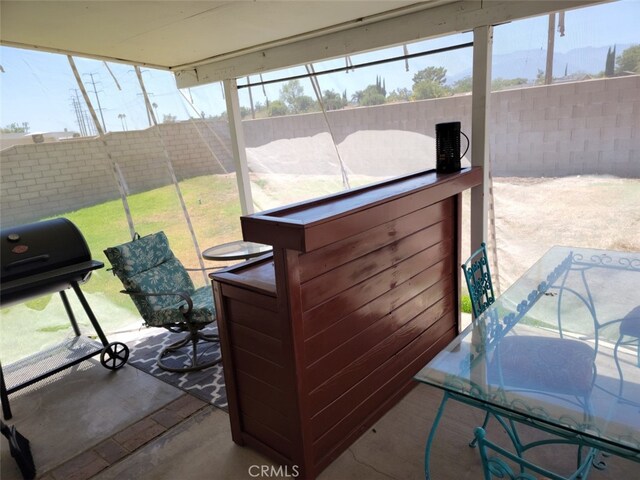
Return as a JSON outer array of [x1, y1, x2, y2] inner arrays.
[[469, 175, 640, 290], [252, 170, 639, 292]]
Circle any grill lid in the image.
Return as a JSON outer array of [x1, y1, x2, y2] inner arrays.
[[1, 218, 92, 284]]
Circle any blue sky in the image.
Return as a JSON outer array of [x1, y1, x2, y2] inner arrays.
[[1, 0, 638, 134]]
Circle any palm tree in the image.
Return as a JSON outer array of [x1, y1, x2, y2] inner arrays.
[[118, 113, 127, 131]]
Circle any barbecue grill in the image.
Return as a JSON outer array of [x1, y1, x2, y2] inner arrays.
[[0, 218, 129, 420]]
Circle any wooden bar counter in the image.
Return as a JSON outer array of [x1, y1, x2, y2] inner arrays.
[[211, 167, 482, 479]]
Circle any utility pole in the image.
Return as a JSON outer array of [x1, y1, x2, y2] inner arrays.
[[135, 66, 158, 127], [71, 89, 90, 136], [71, 96, 85, 136], [85, 72, 108, 132], [545, 13, 556, 85], [246, 76, 255, 119]]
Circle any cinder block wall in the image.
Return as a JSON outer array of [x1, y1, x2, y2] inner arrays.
[[1, 76, 638, 227], [0, 120, 234, 227]]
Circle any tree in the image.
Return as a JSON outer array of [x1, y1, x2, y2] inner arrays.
[[491, 77, 529, 91], [605, 45, 616, 77], [450, 76, 473, 95], [616, 44, 640, 74], [321, 89, 347, 110], [162, 114, 177, 123], [386, 88, 412, 103], [279, 80, 316, 114], [351, 77, 387, 106], [267, 100, 288, 117], [1, 122, 30, 133], [412, 66, 447, 85], [117, 113, 127, 131], [359, 85, 386, 106], [411, 67, 450, 100]]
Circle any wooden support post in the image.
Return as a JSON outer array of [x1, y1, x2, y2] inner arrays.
[[470, 25, 493, 252], [223, 78, 254, 216]]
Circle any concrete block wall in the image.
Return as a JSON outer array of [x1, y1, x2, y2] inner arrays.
[[1, 76, 638, 227], [243, 75, 639, 178], [490, 75, 639, 177], [0, 120, 233, 227], [1, 140, 119, 227]]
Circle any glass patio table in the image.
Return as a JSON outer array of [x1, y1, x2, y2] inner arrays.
[[414, 246, 640, 479]]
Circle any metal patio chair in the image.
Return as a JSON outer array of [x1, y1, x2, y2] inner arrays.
[[104, 231, 220, 372], [461, 242, 496, 318], [460, 243, 598, 478], [613, 305, 640, 404]]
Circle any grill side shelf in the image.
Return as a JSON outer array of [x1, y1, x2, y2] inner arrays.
[[2, 336, 104, 394]]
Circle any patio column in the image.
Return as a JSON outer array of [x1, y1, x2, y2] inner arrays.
[[470, 25, 493, 250], [223, 78, 254, 215]]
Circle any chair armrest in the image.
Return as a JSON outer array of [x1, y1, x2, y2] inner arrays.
[[121, 290, 194, 314]]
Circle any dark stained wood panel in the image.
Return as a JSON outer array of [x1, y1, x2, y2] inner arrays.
[[233, 347, 288, 392], [304, 261, 453, 365], [229, 321, 283, 365], [300, 219, 453, 310], [312, 320, 457, 463], [302, 240, 453, 339], [218, 282, 278, 310], [239, 391, 291, 439], [241, 168, 481, 251], [242, 414, 293, 460], [306, 278, 453, 391], [226, 298, 282, 339], [236, 371, 290, 416], [298, 199, 453, 283], [213, 257, 277, 296], [213, 168, 481, 479], [307, 293, 455, 415]]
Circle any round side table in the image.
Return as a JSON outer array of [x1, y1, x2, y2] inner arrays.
[[202, 240, 272, 262]]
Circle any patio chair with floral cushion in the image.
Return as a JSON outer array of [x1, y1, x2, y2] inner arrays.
[[104, 231, 220, 372]]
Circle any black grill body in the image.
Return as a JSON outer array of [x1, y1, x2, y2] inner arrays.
[[1, 218, 102, 306], [0, 218, 128, 420]]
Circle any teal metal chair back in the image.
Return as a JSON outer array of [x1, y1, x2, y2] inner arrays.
[[462, 242, 496, 318]]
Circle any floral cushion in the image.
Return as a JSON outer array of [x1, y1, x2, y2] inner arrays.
[[147, 286, 215, 327], [105, 232, 176, 280], [104, 232, 214, 327]]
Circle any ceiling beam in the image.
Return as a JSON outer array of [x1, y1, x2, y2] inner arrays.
[[175, 0, 604, 88]]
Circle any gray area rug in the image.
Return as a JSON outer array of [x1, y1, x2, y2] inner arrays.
[[128, 325, 227, 410]]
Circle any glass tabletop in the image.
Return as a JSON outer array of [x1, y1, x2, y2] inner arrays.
[[415, 246, 640, 458], [202, 240, 272, 261]]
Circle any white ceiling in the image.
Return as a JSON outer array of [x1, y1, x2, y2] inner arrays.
[[0, 1, 435, 70], [1, 0, 605, 87]]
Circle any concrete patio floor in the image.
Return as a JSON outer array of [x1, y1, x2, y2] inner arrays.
[[1, 324, 638, 480]]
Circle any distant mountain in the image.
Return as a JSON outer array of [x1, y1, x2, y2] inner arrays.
[[449, 44, 633, 82]]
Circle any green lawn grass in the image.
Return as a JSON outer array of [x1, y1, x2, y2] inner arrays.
[[0, 174, 245, 362]]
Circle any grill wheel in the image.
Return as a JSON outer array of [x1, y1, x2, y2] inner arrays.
[[100, 342, 130, 370]]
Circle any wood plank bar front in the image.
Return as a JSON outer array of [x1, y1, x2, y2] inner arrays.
[[212, 167, 482, 479]]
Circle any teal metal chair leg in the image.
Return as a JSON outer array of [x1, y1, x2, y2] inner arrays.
[[424, 392, 450, 479], [473, 427, 598, 480], [469, 411, 490, 447]]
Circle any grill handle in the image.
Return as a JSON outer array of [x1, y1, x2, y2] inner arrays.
[[4, 254, 50, 270]]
